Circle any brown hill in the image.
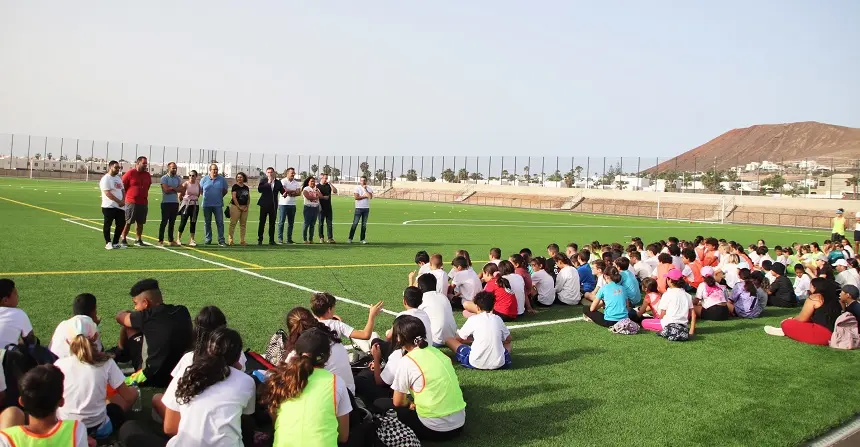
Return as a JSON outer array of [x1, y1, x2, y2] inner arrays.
[[650, 121, 860, 173]]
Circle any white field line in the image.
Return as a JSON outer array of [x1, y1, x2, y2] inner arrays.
[[61, 218, 400, 317], [507, 316, 586, 330]]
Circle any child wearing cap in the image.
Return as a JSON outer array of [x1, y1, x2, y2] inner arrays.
[[54, 316, 138, 440], [693, 266, 729, 320], [49, 293, 102, 360], [832, 208, 846, 242], [834, 259, 860, 289], [840, 285, 860, 323]]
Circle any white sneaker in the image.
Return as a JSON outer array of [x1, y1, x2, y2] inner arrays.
[[764, 326, 785, 337], [115, 243, 127, 250], [105, 243, 114, 250], [189, 240, 197, 247], [347, 239, 353, 244], [361, 240, 367, 245]]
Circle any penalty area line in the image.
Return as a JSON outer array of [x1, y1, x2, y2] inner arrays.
[[60, 218, 400, 317]]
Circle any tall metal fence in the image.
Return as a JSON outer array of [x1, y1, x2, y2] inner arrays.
[[1, 133, 858, 199]]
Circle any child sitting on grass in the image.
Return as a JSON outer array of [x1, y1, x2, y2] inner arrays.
[[693, 267, 729, 321], [411, 250, 431, 279], [474, 263, 517, 321], [530, 257, 556, 307], [499, 260, 534, 316], [489, 247, 503, 266], [576, 251, 597, 294], [0, 365, 91, 447], [49, 293, 102, 360], [583, 267, 630, 327], [794, 264, 812, 303], [450, 255, 482, 308], [653, 253, 675, 294], [446, 292, 512, 370], [641, 269, 696, 341], [0, 279, 35, 348], [311, 292, 384, 346], [582, 260, 606, 307], [636, 277, 661, 319], [727, 269, 764, 318], [614, 257, 642, 308]]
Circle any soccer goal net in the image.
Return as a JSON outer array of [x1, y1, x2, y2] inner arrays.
[[656, 195, 735, 224]]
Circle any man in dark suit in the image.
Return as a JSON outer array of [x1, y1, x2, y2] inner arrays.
[[257, 167, 284, 245]]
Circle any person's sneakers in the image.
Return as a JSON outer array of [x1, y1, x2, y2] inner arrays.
[[764, 326, 785, 337], [269, 241, 277, 246], [328, 239, 336, 244], [277, 239, 284, 245], [169, 241, 180, 247], [134, 240, 146, 247], [319, 238, 325, 244], [119, 240, 129, 248], [114, 243, 126, 249], [258, 240, 263, 246], [204, 240, 212, 245], [157, 241, 164, 247], [218, 242, 227, 247], [105, 242, 114, 250], [347, 239, 353, 244], [189, 240, 197, 247], [286, 240, 296, 244], [361, 240, 368, 245]]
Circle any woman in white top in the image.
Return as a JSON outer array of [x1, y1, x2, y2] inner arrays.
[[153, 328, 255, 447], [553, 254, 582, 305], [54, 316, 138, 440], [301, 176, 321, 244], [177, 170, 200, 246]]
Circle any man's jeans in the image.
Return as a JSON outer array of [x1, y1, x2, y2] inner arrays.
[[203, 205, 225, 244], [277, 204, 297, 242]]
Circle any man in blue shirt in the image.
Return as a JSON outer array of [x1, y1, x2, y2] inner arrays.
[[200, 163, 229, 246], [158, 162, 183, 246]]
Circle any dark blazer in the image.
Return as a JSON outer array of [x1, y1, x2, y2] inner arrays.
[[257, 178, 285, 208]]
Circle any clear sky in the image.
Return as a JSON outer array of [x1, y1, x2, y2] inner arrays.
[[1, 1, 858, 158]]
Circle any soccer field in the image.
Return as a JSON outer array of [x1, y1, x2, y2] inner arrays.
[[1, 178, 858, 447]]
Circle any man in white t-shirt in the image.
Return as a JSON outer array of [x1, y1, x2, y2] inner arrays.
[[416, 274, 457, 347], [100, 161, 126, 250], [348, 176, 373, 244], [0, 279, 35, 348], [276, 167, 301, 244]]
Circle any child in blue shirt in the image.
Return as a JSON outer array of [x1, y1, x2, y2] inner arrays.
[[614, 257, 642, 307], [583, 267, 629, 327], [576, 251, 597, 293]]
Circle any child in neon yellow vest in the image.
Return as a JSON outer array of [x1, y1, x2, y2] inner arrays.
[[0, 365, 90, 446], [387, 315, 467, 441], [263, 328, 352, 447]]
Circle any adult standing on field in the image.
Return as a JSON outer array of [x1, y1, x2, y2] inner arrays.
[[277, 167, 301, 244], [100, 161, 126, 250], [348, 175, 373, 244], [317, 173, 338, 243], [121, 156, 152, 247], [200, 163, 229, 247], [832, 208, 846, 243], [158, 162, 182, 247], [257, 167, 284, 245]]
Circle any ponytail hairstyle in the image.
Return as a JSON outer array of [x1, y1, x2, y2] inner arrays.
[[509, 253, 526, 269], [391, 315, 429, 350], [68, 335, 111, 366], [530, 256, 546, 271], [262, 328, 331, 417], [738, 268, 757, 295], [750, 270, 767, 290], [284, 307, 340, 353], [605, 266, 622, 284], [482, 262, 511, 290], [553, 253, 572, 266], [175, 327, 242, 405], [192, 306, 228, 359], [702, 274, 717, 288]]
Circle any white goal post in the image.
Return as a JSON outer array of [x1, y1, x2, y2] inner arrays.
[[656, 195, 735, 224]]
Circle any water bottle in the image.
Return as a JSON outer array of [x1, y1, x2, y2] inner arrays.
[[131, 384, 142, 412]]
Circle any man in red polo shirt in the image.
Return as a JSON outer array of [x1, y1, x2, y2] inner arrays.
[[121, 156, 153, 247]]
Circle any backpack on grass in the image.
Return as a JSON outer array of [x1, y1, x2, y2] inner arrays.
[[829, 312, 860, 350]]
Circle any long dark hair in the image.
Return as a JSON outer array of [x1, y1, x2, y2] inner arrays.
[[482, 263, 510, 290], [738, 268, 757, 295], [175, 327, 242, 405], [285, 307, 340, 353], [262, 328, 331, 417], [391, 315, 428, 350], [193, 306, 228, 359]]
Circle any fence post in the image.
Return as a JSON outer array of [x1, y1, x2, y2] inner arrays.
[[585, 157, 590, 189], [830, 158, 834, 198], [541, 156, 545, 186], [488, 155, 491, 184], [26, 136, 31, 176]]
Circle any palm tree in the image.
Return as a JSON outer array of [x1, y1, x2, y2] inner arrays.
[[311, 164, 319, 174]]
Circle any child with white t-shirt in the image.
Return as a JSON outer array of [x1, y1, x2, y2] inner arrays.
[[0, 279, 35, 348], [49, 293, 103, 360], [793, 264, 811, 302], [122, 327, 256, 447], [530, 257, 556, 306], [55, 316, 138, 440], [499, 260, 530, 316], [446, 291, 512, 370], [410, 250, 431, 284], [641, 269, 696, 341], [416, 274, 458, 347], [448, 249, 474, 279], [449, 256, 482, 307], [489, 247, 503, 265], [310, 292, 384, 346]]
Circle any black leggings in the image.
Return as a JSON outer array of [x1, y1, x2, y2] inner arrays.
[[372, 398, 464, 442], [118, 420, 168, 447], [101, 207, 124, 244], [583, 308, 619, 328], [158, 202, 179, 242], [700, 305, 730, 321], [177, 205, 198, 235]]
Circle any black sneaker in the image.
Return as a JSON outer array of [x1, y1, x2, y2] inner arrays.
[[134, 240, 146, 247], [258, 240, 263, 246], [286, 240, 296, 244]]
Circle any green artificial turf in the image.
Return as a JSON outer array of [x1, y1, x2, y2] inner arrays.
[[1, 178, 857, 447]]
